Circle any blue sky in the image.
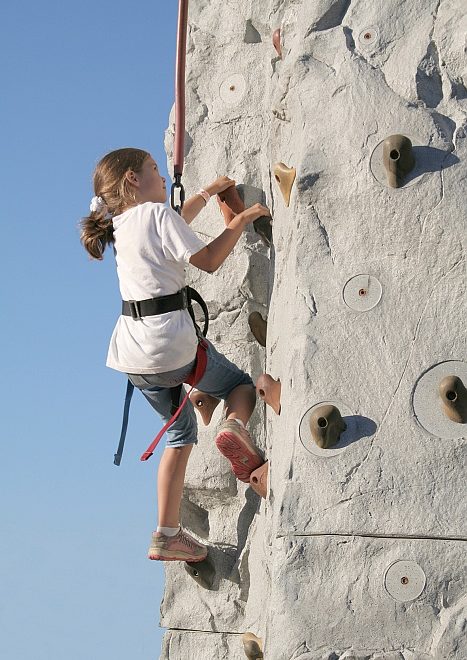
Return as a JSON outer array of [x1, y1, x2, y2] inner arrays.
[[1, 2, 180, 657]]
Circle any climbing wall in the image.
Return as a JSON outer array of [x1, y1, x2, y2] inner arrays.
[[160, 1, 467, 658]]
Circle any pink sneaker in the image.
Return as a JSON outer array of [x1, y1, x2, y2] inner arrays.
[[148, 528, 207, 562], [215, 419, 264, 483]]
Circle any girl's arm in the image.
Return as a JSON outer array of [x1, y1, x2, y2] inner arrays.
[[189, 204, 270, 273], [181, 176, 235, 224]]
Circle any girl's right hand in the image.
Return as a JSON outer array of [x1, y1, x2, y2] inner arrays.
[[239, 203, 271, 225]]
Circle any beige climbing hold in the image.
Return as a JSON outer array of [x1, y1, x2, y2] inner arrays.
[[309, 404, 346, 449], [242, 632, 264, 659], [217, 185, 245, 227], [272, 28, 282, 58], [185, 555, 216, 590], [249, 461, 268, 499], [382, 134, 415, 188], [439, 375, 467, 424], [273, 162, 296, 206], [256, 374, 281, 415], [189, 390, 221, 426], [248, 312, 267, 347]]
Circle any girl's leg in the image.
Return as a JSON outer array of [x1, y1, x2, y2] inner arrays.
[[157, 444, 193, 527], [224, 383, 256, 427]]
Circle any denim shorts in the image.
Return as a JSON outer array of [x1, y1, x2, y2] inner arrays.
[[127, 339, 254, 448]]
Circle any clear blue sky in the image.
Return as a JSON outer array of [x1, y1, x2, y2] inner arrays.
[[1, 2, 180, 658]]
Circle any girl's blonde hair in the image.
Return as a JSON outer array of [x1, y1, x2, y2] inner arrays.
[[80, 147, 149, 259]]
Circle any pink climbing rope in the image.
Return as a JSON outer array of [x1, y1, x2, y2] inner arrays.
[[174, 0, 189, 177]]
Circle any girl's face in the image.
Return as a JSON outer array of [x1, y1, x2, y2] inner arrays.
[[130, 156, 166, 203]]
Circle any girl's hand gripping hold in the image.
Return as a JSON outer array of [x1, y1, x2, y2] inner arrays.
[[190, 203, 271, 274]]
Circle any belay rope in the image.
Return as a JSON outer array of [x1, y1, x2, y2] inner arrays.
[[170, 0, 189, 214]]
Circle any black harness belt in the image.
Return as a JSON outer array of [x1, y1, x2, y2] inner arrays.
[[121, 285, 209, 338], [122, 288, 189, 319]]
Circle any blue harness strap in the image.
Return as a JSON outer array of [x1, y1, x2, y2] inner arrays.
[[113, 379, 135, 466]]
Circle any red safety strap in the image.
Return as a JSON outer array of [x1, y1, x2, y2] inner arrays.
[[140, 339, 208, 461]]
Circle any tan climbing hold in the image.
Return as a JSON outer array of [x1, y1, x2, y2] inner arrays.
[[185, 555, 215, 590], [272, 28, 282, 58], [248, 312, 267, 347], [189, 390, 221, 426], [273, 162, 296, 206], [382, 134, 415, 188], [217, 185, 245, 226], [439, 375, 467, 424], [256, 374, 281, 415], [249, 461, 268, 498], [242, 632, 264, 659], [309, 404, 346, 449]]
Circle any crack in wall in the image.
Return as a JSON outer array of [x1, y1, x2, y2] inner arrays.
[[279, 532, 467, 542], [416, 166, 445, 265]]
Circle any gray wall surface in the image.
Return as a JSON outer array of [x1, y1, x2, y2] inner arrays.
[[160, 1, 467, 658]]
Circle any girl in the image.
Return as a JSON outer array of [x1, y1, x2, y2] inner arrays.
[[81, 148, 270, 563]]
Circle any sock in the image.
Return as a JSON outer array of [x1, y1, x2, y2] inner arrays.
[[232, 418, 246, 429], [157, 526, 180, 537]]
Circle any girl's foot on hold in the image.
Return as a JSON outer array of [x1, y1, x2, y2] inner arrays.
[[148, 528, 207, 562], [215, 419, 263, 483]]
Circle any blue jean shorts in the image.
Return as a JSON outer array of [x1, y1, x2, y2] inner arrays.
[[127, 339, 254, 448]]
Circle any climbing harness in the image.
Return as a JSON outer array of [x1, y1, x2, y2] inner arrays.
[[170, 0, 189, 214], [113, 286, 209, 466]]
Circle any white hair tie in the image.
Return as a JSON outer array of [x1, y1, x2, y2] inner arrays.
[[90, 195, 107, 213]]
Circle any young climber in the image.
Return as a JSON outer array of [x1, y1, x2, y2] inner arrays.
[[80, 148, 270, 563]]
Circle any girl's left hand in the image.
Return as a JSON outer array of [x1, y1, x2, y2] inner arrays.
[[206, 176, 236, 195]]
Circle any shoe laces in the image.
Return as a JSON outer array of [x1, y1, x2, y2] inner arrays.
[[179, 530, 198, 551]]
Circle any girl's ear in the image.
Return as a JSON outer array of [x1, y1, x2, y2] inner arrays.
[[125, 169, 139, 187]]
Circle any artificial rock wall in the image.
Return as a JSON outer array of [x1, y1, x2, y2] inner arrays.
[[160, 1, 467, 658]]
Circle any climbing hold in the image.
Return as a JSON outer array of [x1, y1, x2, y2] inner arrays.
[[299, 400, 355, 457], [384, 560, 426, 602], [412, 360, 467, 439], [249, 461, 268, 498], [248, 312, 267, 347], [309, 404, 346, 449], [185, 555, 216, 590], [256, 374, 281, 414], [272, 28, 282, 58], [273, 162, 296, 206], [189, 389, 221, 426], [217, 185, 245, 226], [242, 632, 264, 659], [439, 375, 467, 424], [382, 134, 415, 188]]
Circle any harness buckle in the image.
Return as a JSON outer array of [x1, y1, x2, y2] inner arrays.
[[181, 287, 189, 309], [128, 300, 141, 320]]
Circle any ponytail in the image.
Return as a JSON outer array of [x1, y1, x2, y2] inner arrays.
[[80, 147, 149, 260], [80, 207, 114, 260]]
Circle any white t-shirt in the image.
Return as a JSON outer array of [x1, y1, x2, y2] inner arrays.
[[106, 202, 207, 374]]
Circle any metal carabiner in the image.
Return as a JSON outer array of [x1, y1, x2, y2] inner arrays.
[[170, 173, 185, 214]]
